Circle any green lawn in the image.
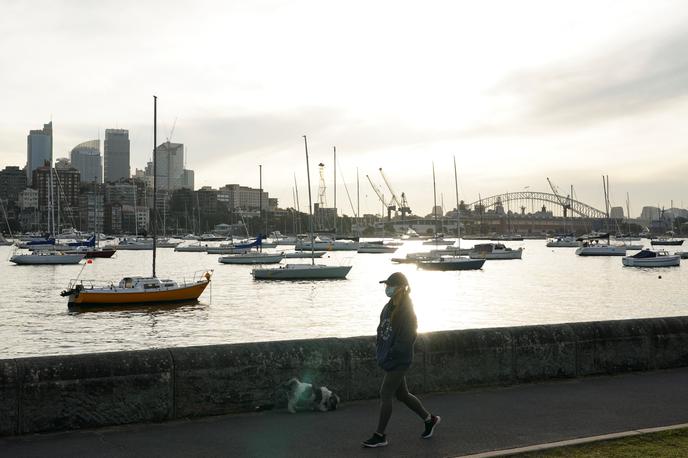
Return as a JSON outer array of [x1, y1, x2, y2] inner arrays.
[[516, 428, 688, 458]]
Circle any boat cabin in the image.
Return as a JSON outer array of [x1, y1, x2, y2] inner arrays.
[[117, 277, 178, 289]]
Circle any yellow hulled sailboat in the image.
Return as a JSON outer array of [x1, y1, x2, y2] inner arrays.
[[61, 96, 212, 308]]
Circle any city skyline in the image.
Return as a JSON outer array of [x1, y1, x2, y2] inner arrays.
[[2, 1, 688, 217]]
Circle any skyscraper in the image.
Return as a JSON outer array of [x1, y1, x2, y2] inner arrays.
[[26, 122, 52, 186], [104, 129, 130, 183], [70, 140, 102, 183]]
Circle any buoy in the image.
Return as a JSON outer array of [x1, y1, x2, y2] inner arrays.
[[658, 275, 662, 279]]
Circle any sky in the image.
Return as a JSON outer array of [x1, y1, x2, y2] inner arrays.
[[2, 0, 688, 217]]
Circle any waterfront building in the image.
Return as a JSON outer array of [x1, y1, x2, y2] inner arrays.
[[218, 184, 268, 210], [26, 122, 52, 185], [104, 203, 123, 234], [79, 188, 104, 233], [18, 188, 40, 232], [18, 188, 38, 210], [0, 166, 27, 204], [104, 129, 130, 183], [70, 140, 102, 183]]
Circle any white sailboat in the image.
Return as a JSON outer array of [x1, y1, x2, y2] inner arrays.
[[218, 252, 284, 264], [252, 135, 352, 280], [418, 157, 485, 271]]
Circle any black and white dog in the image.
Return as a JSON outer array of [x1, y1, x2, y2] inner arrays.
[[282, 378, 340, 413]]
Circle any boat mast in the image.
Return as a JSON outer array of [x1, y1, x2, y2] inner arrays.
[[356, 167, 360, 237], [453, 156, 461, 251], [333, 146, 337, 236], [293, 173, 301, 234], [153, 95, 158, 278], [303, 135, 315, 265], [432, 162, 438, 246]]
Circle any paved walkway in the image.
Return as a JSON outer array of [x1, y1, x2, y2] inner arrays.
[[2, 368, 688, 458]]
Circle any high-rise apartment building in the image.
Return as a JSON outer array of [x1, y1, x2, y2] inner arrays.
[[143, 142, 194, 191], [104, 129, 130, 183], [26, 122, 52, 185], [0, 166, 27, 204], [70, 140, 102, 183], [218, 184, 268, 210]]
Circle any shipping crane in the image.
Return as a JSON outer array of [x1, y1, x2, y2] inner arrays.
[[366, 175, 395, 220], [379, 168, 411, 219], [547, 177, 571, 217]]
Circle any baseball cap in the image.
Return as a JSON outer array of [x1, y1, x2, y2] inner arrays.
[[379, 272, 409, 287]]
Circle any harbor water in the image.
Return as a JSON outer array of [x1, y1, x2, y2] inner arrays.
[[1, 239, 687, 359]]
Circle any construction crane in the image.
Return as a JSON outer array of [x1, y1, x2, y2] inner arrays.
[[366, 175, 395, 220], [547, 177, 571, 217], [378, 168, 411, 219]]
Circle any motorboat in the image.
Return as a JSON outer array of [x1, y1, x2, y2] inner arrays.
[[674, 251, 688, 259], [10, 250, 85, 265], [252, 263, 351, 280], [469, 243, 523, 260], [622, 250, 680, 267], [218, 252, 284, 264], [417, 256, 485, 271], [61, 272, 212, 308], [546, 236, 579, 248]]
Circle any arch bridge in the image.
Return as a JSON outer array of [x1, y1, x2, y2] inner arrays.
[[467, 192, 607, 219]]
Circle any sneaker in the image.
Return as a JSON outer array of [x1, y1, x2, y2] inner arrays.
[[421, 415, 441, 439], [362, 432, 388, 448]]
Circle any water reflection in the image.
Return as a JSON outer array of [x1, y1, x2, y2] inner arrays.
[[1, 239, 687, 358]]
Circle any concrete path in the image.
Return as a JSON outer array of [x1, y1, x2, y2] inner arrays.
[[2, 368, 688, 458]]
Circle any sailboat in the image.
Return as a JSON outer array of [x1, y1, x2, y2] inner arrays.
[[60, 96, 212, 307], [418, 157, 485, 271], [575, 176, 626, 257], [252, 135, 352, 280]]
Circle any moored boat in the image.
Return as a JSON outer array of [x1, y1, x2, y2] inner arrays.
[[61, 272, 212, 307], [252, 263, 351, 280], [10, 250, 85, 265], [469, 243, 523, 260], [218, 252, 283, 264], [417, 256, 485, 271], [622, 250, 680, 267]]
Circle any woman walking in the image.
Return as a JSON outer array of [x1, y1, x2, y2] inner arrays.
[[362, 272, 440, 448]]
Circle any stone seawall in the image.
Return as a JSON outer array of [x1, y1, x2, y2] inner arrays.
[[2, 316, 688, 436]]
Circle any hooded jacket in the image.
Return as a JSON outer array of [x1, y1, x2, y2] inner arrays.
[[376, 294, 417, 371]]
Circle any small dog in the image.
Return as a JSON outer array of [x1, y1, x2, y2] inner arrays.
[[282, 377, 340, 413]]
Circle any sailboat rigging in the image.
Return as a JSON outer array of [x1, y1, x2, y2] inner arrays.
[[60, 96, 212, 307]]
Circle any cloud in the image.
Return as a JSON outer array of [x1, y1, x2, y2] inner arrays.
[[486, 28, 688, 131]]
